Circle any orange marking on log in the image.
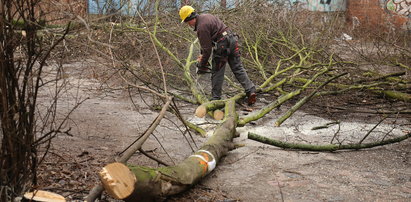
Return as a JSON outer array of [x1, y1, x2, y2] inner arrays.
[[199, 152, 210, 175], [200, 153, 209, 161], [199, 160, 208, 175]]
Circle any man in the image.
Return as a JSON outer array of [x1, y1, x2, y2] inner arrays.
[[179, 5, 257, 105]]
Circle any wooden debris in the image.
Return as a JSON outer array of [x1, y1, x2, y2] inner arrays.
[[195, 105, 207, 118], [99, 162, 136, 200], [23, 190, 65, 202], [213, 109, 224, 120]]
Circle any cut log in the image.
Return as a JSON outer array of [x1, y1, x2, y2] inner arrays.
[[195, 105, 207, 118], [23, 190, 65, 202], [213, 109, 224, 120], [99, 162, 136, 199]]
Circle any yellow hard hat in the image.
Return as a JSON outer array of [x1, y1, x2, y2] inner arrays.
[[179, 5, 195, 23]]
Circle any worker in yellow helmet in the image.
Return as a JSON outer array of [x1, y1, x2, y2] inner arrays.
[[179, 5, 257, 105]]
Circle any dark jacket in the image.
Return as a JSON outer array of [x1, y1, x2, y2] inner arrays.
[[195, 14, 227, 67]]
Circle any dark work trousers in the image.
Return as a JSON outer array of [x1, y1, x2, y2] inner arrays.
[[211, 34, 255, 100]]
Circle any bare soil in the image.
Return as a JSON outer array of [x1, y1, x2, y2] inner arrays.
[[36, 61, 411, 202]]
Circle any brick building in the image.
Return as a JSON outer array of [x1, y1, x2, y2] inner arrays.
[[38, 0, 87, 23], [346, 0, 410, 30]]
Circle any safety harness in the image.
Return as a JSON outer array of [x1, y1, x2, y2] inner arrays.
[[213, 31, 240, 70]]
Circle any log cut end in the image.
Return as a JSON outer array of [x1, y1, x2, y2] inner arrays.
[[23, 190, 65, 202], [99, 162, 136, 200], [213, 110, 224, 120], [195, 105, 207, 118]]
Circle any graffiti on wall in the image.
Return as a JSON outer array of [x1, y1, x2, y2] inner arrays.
[[383, 0, 411, 17], [320, 0, 332, 4], [306, 0, 346, 12]]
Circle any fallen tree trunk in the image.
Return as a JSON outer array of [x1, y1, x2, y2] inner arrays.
[[248, 132, 411, 152], [100, 100, 238, 201]]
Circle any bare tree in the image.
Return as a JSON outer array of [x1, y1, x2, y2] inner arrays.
[[0, 0, 71, 200]]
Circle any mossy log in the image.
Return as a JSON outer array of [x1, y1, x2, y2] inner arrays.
[[248, 132, 411, 152], [101, 100, 238, 201], [377, 90, 411, 102]]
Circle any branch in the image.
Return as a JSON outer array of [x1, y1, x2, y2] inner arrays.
[[248, 132, 411, 152], [85, 96, 173, 202], [238, 67, 329, 126]]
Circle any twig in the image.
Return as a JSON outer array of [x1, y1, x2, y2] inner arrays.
[[358, 116, 387, 144], [139, 149, 170, 166], [151, 133, 175, 165], [311, 121, 340, 130], [171, 100, 199, 149], [76, 15, 115, 49], [355, 71, 405, 83], [226, 148, 260, 164], [330, 122, 341, 144], [277, 179, 284, 202], [119, 72, 166, 99], [136, 3, 168, 94]]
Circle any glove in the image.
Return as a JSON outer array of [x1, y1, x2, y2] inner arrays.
[[196, 62, 211, 74]]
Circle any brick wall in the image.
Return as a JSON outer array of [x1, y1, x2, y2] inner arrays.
[[38, 0, 87, 24], [347, 0, 409, 30]]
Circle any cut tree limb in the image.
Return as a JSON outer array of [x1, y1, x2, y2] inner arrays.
[[102, 100, 238, 201], [248, 132, 411, 152]]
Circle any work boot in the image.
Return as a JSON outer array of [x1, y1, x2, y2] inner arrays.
[[247, 92, 257, 106], [196, 62, 211, 74], [197, 67, 211, 74]]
